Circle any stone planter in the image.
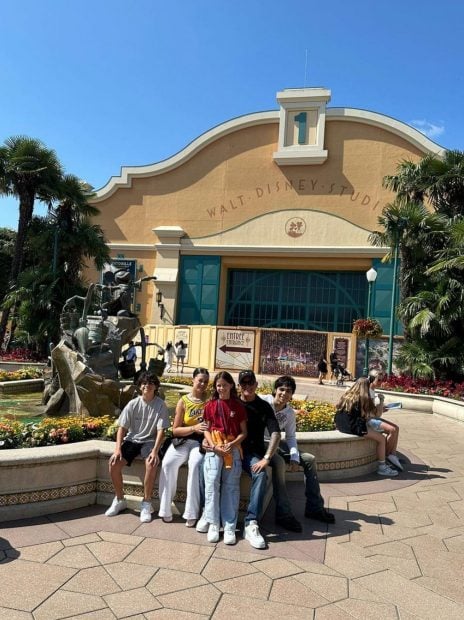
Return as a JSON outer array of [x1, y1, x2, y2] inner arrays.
[[0, 430, 378, 522], [0, 378, 44, 394]]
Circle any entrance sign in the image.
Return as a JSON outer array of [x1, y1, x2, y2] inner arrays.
[[216, 328, 255, 370]]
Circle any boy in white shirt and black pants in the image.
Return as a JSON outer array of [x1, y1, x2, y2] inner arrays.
[[262, 375, 335, 524]]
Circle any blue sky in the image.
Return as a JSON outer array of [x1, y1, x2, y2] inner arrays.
[[1, 0, 462, 230]]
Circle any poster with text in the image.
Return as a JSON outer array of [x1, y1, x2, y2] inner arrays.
[[215, 328, 255, 370]]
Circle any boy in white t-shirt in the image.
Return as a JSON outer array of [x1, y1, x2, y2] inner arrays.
[[262, 375, 335, 524], [105, 372, 169, 523]]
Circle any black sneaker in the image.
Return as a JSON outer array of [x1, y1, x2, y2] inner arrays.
[[276, 514, 303, 532], [305, 508, 335, 523]]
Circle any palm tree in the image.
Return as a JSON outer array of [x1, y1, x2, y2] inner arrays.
[[368, 199, 446, 307], [0, 136, 63, 346], [384, 150, 464, 218], [49, 174, 109, 285]]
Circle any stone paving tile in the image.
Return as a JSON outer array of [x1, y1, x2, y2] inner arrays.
[[363, 552, 422, 579], [0, 517, 70, 548], [62, 533, 101, 546], [0, 559, 76, 611], [252, 556, 304, 579], [323, 539, 382, 578], [0, 609, 33, 619], [270, 575, 330, 608], [336, 597, 399, 619], [157, 583, 222, 615], [125, 538, 214, 572], [86, 540, 136, 564], [354, 569, 464, 619], [65, 612, 116, 620], [33, 590, 107, 620], [363, 539, 416, 559], [212, 592, 310, 619], [314, 603, 354, 619], [213, 545, 269, 563], [97, 530, 144, 545], [443, 532, 464, 552], [290, 557, 343, 576], [145, 610, 208, 619], [46, 543, 101, 569], [104, 561, 158, 590], [413, 575, 464, 605], [347, 498, 398, 514], [413, 546, 464, 581], [201, 557, 258, 582], [7, 540, 63, 562], [50, 506, 141, 537], [63, 565, 121, 596], [293, 571, 348, 602], [215, 571, 272, 599], [104, 586, 162, 617], [147, 567, 209, 595]]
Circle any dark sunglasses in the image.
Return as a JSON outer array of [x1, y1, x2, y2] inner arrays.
[[240, 380, 255, 386]]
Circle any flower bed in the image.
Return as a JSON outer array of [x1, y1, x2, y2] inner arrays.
[[0, 367, 43, 382], [0, 416, 115, 449], [0, 348, 46, 363], [381, 376, 464, 402]]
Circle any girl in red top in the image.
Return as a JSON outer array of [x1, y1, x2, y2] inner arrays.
[[199, 371, 247, 545]]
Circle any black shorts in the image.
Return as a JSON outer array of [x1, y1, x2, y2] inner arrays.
[[121, 440, 154, 466]]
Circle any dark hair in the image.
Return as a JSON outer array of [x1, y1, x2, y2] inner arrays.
[[273, 375, 296, 395], [165, 342, 173, 350], [193, 367, 209, 378], [137, 372, 160, 388], [211, 371, 238, 400], [175, 340, 185, 347]]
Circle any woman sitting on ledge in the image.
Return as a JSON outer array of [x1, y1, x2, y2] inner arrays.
[[334, 378, 399, 477], [158, 367, 210, 527]]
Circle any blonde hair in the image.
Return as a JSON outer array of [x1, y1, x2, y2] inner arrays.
[[337, 377, 376, 418]]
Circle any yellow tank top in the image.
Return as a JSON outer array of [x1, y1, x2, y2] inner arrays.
[[182, 394, 206, 427]]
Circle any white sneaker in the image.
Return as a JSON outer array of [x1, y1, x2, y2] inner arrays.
[[223, 529, 236, 545], [377, 463, 399, 477], [105, 497, 127, 517], [140, 501, 153, 523], [387, 454, 404, 471], [244, 520, 265, 549], [196, 513, 209, 533], [207, 523, 220, 543], [185, 519, 197, 528]]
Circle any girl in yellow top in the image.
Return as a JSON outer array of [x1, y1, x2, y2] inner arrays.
[[158, 368, 210, 526]]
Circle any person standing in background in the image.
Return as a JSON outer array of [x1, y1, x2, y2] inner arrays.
[[175, 340, 187, 374]]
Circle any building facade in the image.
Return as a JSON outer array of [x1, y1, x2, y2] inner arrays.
[[90, 88, 443, 375]]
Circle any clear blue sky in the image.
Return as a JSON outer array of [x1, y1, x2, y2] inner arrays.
[[1, 0, 462, 230]]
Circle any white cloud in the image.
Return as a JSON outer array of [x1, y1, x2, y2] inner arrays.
[[410, 119, 445, 139]]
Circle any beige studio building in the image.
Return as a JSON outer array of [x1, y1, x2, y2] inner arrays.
[[89, 88, 443, 377]]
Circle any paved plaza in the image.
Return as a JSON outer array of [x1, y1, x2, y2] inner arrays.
[[1, 393, 464, 618]]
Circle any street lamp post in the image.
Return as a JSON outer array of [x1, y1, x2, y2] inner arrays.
[[387, 241, 400, 376], [363, 267, 378, 376]]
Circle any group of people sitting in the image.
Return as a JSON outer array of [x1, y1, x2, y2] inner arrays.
[[104, 366, 402, 547], [104, 369, 335, 548]]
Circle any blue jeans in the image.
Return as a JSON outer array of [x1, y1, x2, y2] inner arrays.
[[203, 448, 242, 531], [242, 453, 269, 525], [273, 441, 324, 513]]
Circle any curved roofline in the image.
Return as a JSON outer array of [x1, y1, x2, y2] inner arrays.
[[93, 107, 445, 203]]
